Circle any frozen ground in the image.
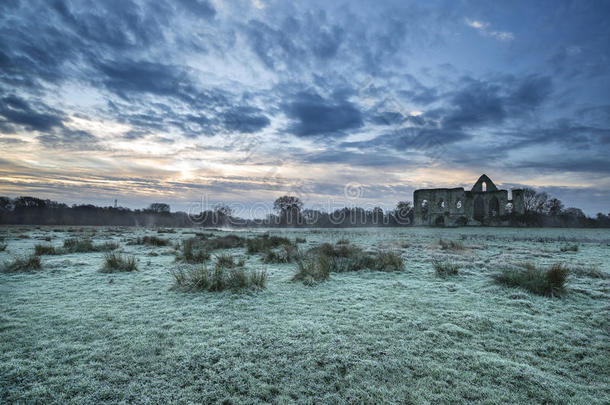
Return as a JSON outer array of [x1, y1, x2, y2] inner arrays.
[[1, 226, 608, 404]]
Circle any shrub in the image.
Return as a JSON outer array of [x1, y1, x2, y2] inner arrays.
[[34, 244, 57, 255], [292, 255, 331, 285], [171, 264, 266, 292], [101, 252, 138, 273], [439, 239, 464, 250], [493, 263, 568, 297], [560, 244, 578, 252], [130, 236, 170, 246], [2, 255, 42, 273], [433, 259, 459, 277]]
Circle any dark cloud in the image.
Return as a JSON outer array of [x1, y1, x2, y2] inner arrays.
[[283, 91, 363, 137], [37, 129, 99, 150], [0, 95, 63, 132], [222, 107, 270, 133]]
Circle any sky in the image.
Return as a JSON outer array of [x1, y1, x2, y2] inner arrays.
[[1, 0, 609, 217]]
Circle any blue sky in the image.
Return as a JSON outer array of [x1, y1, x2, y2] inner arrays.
[[0, 0, 609, 216]]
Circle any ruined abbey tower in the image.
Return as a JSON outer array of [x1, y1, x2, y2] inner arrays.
[[413, 175, 525, 226]]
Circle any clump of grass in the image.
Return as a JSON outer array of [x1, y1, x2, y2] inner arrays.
[[0, 243, 7, 252], [295, 237, 306, 244], [2, 255, 42, 273], [101, 252, 138, 273], [263, 244, 299, 264], [34, 244, 57, 255], [178, 238, 211, 263], [17, 234, 30, 239], [307, 242, 404, 273], [493, 263, 568, 297], [214, 253, 245, 269], [292, 255, 331, 285], [247, 234, 294, 254], [156, 228, 176, 234], [560, 244, 578, 252], [63, 238, 118, 253], [439, 239, 464, 250], [171, 264, 266, 292], [205, 234, 246, 250], [336, 238, 350, 245], [433, 258, 459, 277], [374, 251, 404, 271], [130, 236, 170, 246]]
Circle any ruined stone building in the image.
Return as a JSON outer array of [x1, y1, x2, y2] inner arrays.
[[413, 174, 525, 226]]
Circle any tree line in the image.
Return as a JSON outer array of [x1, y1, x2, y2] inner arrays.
[[0, 190, 608, 227]]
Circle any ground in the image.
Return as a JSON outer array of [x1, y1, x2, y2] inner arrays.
[[1, 226, 609, 404]]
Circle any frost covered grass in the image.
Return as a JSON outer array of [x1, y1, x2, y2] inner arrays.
[[433, 258, 460, 277], [0, 226, 609, 403], [2, 254, 42, 273], [560, 244, 579, 252], [101, 252, 138, 273], [493, 262, 568, 297], [439, 238, 465, 250]]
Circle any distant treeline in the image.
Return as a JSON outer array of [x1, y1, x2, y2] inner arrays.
[[0, 195, 609, 228]]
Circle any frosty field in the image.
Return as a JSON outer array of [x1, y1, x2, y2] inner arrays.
[[1, 226, 608, 404]]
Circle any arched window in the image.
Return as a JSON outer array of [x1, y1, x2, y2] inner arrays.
[[482, 182, 487, 192]]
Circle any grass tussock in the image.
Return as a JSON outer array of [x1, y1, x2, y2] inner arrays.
[[205, 234, 246, 250], [214, 253, 245, 269], [101, 252, 138, 273], [433, 259, 459, 277], [0, 243, 7, 252], [247, 233, 294, 254], [560, 244, 579, 252], [292, 255, 331, 285], [171, 264, 266, 292], [2, 255, 42, 273], [308, 242, 404, 273], [34, 244, 57, 255], [493, 262, 568, 297], [130, 236, 170, 246], [177, 238, 211, 263], [295, 237, 306, 244], [439, 239, 464, 250], [156, 228, 176, 234], [263, 244, 300, 264], [63, 238, 119, 253]]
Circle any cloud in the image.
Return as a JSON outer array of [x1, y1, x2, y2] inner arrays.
[[0, 95, 63, 132], [465, 18, 514, 41], [283, 91, 363, 137], [221, 106, 270, 133]]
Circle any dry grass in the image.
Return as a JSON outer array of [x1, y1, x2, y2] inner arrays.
[[493, 263, 568, 297], [101, 252, 138, 273], [2, 255, 42, 273], [171, 264, 267, 292], [433, 259, 459, 277]]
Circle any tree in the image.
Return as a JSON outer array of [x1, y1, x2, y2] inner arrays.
[[394, 201, 412, 225], [273, 196, 303, 226], [544, 198, 564, 216], [522, 188, 548, 214], [213, 204, 232, 217], [148, 203, 170, 213]]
